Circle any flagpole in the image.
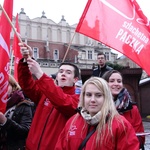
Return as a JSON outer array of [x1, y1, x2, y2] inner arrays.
[[0, 4, 23, 43], [10, 49, 14, 75], [62, 32, 76, 62]]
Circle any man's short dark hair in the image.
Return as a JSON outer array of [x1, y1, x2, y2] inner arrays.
[[97, 52, 106, 59], [59, 62, 80, 78]]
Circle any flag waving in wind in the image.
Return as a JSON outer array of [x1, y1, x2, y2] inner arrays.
[[13, 13, 22, 82], [0, 0, 13, 113], [76, 0, 150, 75]]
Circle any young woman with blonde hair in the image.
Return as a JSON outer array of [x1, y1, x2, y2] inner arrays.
[[55, 77, 139, 150]]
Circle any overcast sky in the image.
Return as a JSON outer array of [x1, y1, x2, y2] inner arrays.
[[0, 0, 149, 25], [0, 0, 149, 57]]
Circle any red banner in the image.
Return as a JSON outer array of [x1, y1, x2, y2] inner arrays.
[[76, 0, 150, 75], [0, 0, 13, 113], [13, 13, 21, 82]]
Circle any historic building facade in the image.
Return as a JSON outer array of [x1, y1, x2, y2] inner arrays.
[[10, 8, 118, 74], [9, 8, 149, 115]]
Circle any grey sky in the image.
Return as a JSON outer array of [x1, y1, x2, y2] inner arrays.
[[0, 0, 149, 57], [0, 0, 149, 25]]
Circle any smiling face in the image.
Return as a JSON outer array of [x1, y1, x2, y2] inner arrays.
[[57, 65, 78, 87], [108, 73, 123, 98], [84, 83, 104, 116]]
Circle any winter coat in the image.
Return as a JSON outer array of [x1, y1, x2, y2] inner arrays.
[[18, 60, 79, 150], [114, 88, 145, 148], [92, 64, 113, 77], [120, 104, 145, 148], [0, 100, 33, 150], [55, 114, 139, 150]]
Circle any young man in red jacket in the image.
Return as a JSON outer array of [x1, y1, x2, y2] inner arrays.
[[18, 43, 80, 150]]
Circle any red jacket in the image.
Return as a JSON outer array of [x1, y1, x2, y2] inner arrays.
[[55, 114, 139, 150], [18, 60, 79, 150], [121, 105, 145, 146]]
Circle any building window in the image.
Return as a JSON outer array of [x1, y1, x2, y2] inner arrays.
[[66, 30, 70, 43], [47, 28, 52, 41], [105, 52, 109, 60], [33, 47, 39, 60], [42, 62, 49, 67], [53, 49, 59, 61], [27, 24, 31, 38], [84, 36, 88, 44], [88, 50, 92, 60], [75, 33, 80, 44], [37, 26, 42, 40], [57, 29, 61, 42]]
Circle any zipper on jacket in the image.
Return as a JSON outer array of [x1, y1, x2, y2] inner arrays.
[[37, 106, 54, 150]]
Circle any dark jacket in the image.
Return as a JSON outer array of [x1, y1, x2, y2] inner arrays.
[[92, 64, 113, 77], [0, 100, 34, 150]]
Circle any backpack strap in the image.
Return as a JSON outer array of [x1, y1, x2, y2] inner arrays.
[[78, 114, 109, 150], [78, 125, 97, 150]]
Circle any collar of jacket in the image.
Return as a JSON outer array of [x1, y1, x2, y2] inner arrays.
[[98, 64, 107, 70], [62, 86, 75, 95]]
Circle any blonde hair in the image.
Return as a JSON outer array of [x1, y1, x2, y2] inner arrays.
[[72, 77, 122, 147], [9, 75, 21, 91]]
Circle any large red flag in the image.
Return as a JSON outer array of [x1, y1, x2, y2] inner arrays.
[[0, 0, 13, 113], [13, 13, 21, 82], [76, 0, 150, 75]]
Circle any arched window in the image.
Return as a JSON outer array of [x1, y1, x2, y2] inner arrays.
[[66, 30, 70, 43], [47, 28, 52, 41], [26, 24, 31, 38], [57, 29, 61, 42]]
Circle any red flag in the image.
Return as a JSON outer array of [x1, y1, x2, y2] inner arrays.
[[76, 0, 150, 75], [0, 0, 13, 113], [13, 13, 21, 82]]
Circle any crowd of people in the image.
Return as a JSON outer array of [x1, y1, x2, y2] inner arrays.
[[55, 77, 140, 149], [0, 43, 146, 150]]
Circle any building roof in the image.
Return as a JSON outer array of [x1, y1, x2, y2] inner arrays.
[[139, 77, 150, 85]]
